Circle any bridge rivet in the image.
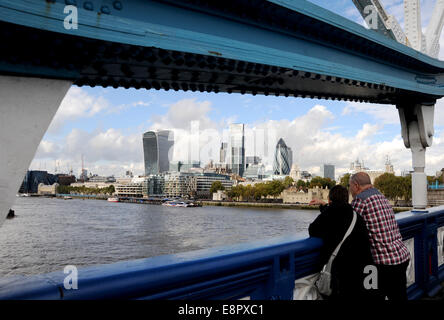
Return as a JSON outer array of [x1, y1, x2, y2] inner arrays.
[[83, 1, 93, 11], [101, 6, 111, 14], [113, 1, 123, 10]]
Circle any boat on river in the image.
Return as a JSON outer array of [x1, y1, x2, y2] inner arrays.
[[162, 200, 201, 207], [107, 197, 119, 203], [162, 201, 188, 207]]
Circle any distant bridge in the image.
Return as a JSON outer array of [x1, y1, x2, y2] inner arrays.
[[0, 0, 444, 299]]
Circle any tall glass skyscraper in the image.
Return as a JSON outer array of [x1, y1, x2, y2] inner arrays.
[[229, 124, 245, 177], [220, 142, 228, 163], [273, 138, 292, 175], [143, 130, 174, 176], [322, 164, 335, 180]]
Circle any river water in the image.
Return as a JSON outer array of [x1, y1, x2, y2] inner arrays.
[[0, 197, 320, 277]]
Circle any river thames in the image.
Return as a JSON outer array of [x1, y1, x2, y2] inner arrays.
[[0, 197, 320, 277]]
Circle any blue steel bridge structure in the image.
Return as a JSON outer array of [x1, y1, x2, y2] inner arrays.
[[0, 0, 443, 299]]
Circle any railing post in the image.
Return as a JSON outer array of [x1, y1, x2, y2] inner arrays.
[[260, 254, 295, 300], [424, 215, 441, 296]]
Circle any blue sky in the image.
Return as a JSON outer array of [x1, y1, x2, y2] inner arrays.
[[31, 0, 444, 179]]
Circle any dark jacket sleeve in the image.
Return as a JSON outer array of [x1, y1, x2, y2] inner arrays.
[[308, 204, 330, 238]]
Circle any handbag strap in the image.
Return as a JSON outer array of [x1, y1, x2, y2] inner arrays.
[[324, 211, 357, 269]]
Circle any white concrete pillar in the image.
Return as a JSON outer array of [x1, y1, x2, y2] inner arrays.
[[397, 103, 435, 210], [0, 76, 72, 226]]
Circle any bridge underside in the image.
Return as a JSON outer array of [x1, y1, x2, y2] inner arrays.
[[0, 17, 441, 106], [0, 0, 443, 218]]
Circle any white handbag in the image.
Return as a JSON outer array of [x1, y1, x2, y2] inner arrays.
[[293, 273, 323, 300], [315, 211, 357, 296]]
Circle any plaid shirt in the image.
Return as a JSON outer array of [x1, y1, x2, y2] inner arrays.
[[351, 188, 410, 265]]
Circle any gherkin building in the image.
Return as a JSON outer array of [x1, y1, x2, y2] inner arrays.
[[273, 138, 292, 175]]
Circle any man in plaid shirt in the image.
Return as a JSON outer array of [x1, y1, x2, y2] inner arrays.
[[350, 172, 410, 300]]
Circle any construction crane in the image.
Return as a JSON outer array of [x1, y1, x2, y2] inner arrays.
[[353, 0, 444, 59]]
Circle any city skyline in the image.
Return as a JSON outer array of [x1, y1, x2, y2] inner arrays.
[[27, 0, 444, 179]]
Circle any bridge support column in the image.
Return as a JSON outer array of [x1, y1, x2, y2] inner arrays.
[[0, 76, 72, 226], [397, 102, 435, 210]]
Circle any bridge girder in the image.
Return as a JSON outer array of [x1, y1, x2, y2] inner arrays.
[[0, 0, 444, 104]]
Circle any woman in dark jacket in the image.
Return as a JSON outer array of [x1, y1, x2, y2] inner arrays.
[[309, 185, 374, 300]]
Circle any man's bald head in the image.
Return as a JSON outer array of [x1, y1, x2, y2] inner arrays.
[[350, 172, 372, 186], [349, 172, 372, 197]]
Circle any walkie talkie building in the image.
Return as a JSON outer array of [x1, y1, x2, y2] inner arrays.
[[143, 130, 174, 176]]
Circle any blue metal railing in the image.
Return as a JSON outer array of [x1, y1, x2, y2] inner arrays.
[[428, 181, 444, 190], [0, 207, 443, 300]]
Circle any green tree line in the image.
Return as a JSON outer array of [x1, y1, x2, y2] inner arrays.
[[374, 173, 411, 203], [57, 185, 115, 195], [296, 177, 336, 190], [212, 177, 294, 201], [214, 176, 337, 202]]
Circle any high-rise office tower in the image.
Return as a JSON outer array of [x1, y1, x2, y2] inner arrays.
[[143, 130, 174, 176], [220, 142, 228, 163], [229, 124, 245, 177], [273, 138, 292, 175], [246, 156, 261, 167], [322, 164, 335, 180]]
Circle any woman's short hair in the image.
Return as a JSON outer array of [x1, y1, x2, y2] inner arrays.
[[328, 185, 349, 204]]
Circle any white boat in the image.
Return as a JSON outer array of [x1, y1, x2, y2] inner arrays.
[[162, 201, 189, 207], [63, 196, 73, 200], [107, 197, 119, 202], [17, 193, 30, 197]]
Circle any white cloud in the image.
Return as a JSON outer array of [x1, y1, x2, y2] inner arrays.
[[32, 128, 143, 177], [47, 87, 110, 134], [150, 98, 214, 131], [342, 102, 400, 125], [32, 96, 444, 179]]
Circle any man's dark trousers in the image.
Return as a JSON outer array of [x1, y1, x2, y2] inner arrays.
[[376, 260, 410, 300]]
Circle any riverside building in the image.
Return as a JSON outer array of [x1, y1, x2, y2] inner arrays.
[[194, 172, 233, 199], [142, 174, 165, 198], [115, 183, 144, 198]]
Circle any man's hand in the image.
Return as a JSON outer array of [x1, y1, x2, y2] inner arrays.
[[309, 199, 326, 206]]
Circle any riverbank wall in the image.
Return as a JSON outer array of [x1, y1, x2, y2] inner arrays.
[[48, 194, 413, 213], [199, 200, 412, 213]]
